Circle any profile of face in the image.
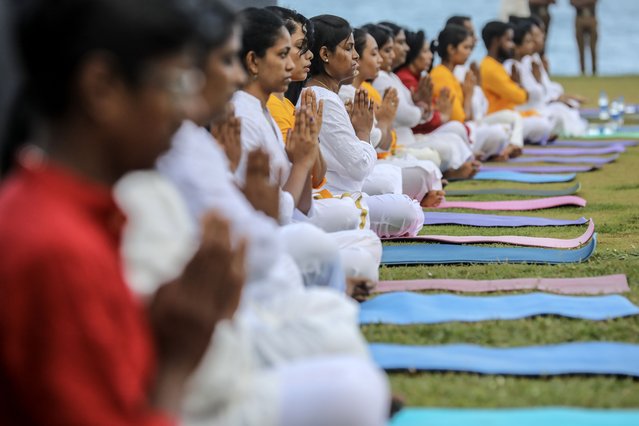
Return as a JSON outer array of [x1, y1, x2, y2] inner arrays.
[[462, 20, 477, 49], [247, 26, 295, 95], [412, 38, 433, 72], [497, 28, 515, 62], [448, 35, 473, 66], [358, 34, 382, 81], [516, 31, 536, 57], [530, 24, 545, 54], [200, 25, 247, 123], [322, 32, 359, 82], [379, 39, 396, 72], [392, 29, 409, 66], [290, 21, 314, 82]]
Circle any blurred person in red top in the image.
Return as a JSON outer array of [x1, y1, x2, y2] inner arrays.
[[0, 0, 245, 424]]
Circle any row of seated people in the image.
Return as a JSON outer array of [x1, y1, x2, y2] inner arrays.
[[0, 0, 587, 425]]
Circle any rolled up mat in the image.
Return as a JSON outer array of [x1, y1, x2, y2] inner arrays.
[[381, 234, 596, 265], [391, 408, 639, 426], [373, 274, 630, 295], [423, 211, 588, 227], [509, 154, 619, 165], [359, 292, 639, 325], [523, 145, 625, 155], [435, 196, 586, 211], [552, 139, 638, 147], [369, 341, 639, 376], [480, 165, 599, 173], [385, 219, 594, 249], [445, 182, 581, 197], [473, 170, 576, 183]]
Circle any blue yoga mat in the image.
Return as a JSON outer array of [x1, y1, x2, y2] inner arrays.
[[423, 212, 589, 227], [392, 408, 639, 426], [472, 170, 576, 183], [381, 234, 596, 265], [370, 341, 639, 376], [359, 292, 639, 325]]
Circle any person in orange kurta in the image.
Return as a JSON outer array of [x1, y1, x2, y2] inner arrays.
[[479, 21, 554, 144]]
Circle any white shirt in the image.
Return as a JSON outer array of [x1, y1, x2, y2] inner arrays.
[[454, 64, 490, 121], [504, 58, 546, 110], [338, 84, 383, 149], [231, 90, 296, 223], [525, 53, 564, 102], [308, 86, 377, 195], [373, 70, 424, 146]]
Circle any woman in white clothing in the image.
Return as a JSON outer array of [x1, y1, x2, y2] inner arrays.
[[305, 14, 423, 238]]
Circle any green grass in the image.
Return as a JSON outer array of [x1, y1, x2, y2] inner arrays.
[[365, 76, 639, 408]]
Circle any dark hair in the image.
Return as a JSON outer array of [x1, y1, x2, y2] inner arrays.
[[403, 30, 426, 68], [446, 15, 471, 27], [353, 28, 369, 58], [193, 0, 238, 53], [362, 23, 393, 50], [308, 14, 352, 76], [513, 21, 534, 46], [437, 24, 470, 61], [378, 21, 403, 37], [481, 21, 512, 50], [238, 7, 285, 71], [3, 0, 197, 176]]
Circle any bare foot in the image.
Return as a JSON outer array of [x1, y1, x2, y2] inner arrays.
[[441, 178, 449, 188], [346, 277, 376, 302], [420, 190, 445, 208], [443, 160, 480, 180]]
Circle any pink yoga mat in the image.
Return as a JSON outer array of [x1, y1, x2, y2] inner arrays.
[[374, 274, 629, 295], [385, 220, 594, 249], [436, 196, 587, 211]]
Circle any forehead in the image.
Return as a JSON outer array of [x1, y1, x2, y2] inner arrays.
[[502, 29, 514, 40], [272, 26, 292, 47], [396, 30, 406, 41], [340, 32, 354, 45], [366, 33, 378, 48]]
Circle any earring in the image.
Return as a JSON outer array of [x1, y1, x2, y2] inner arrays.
[[323, 58, 329, 63]]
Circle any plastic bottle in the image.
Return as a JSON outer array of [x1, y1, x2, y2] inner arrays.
[[610, 99, 620, 131], [617, 96, 625, 126], [598, 90, 609, 120]]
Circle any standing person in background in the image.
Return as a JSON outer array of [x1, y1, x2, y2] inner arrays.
[[571, 0, 598, 75], [529, 0, 555, 39], [500, 0, 530, 22]]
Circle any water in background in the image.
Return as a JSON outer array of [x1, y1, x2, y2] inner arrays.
[[281, 0, 639, 76]]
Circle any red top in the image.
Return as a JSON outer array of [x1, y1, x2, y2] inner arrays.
[[396, 66, 446, 134], [0, 158, 174, 426]]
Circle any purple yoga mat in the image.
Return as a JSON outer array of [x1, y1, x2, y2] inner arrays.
[[436, 196, 587, 211], [509, 155, 619, 165], [523, 146, 625, 155], [552, 140, 639, 148], [374, 274, 629, 295], [385, 220, 594, 249], [480, 165, 599, 173], [424, 212, 588, 227]]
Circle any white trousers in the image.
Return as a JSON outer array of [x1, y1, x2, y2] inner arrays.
[[542, 102, 588, 136], [480, 109, 525, 147], [522, 115, 555, 144], [365, 193, 424, 238], [412, 123, 474, 171]]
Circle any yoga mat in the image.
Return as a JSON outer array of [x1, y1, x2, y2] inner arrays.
[[473, 170, 576, 183], [381, 234, 596, 265], [436, 196, 587, 211], [445, 182, 581, 197], [523, 146, 625, 155], [423, 211, 589, 227], [509, 154, 619, 165], [374, 274, 630, 295], [359, 292, 639, 325], [578, 131, 639, 140], [552, 139, 639, 147], [385, 219, 594, 248], [480, 165, 599, 173], [370, 341, 639, 376], [391, 408, 639, 426]]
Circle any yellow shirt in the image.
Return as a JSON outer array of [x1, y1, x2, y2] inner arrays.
[[430, 64, 466, 122], [360, 81, 398, 159], [480, 56, 528, 114]]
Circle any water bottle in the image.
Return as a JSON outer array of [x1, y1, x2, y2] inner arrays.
[[598, 90, 609, 120], [617, 96, 625, 126], [610, 99, 620, 130]]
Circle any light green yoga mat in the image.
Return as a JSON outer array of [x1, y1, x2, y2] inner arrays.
[[445, 182, 581, 197]]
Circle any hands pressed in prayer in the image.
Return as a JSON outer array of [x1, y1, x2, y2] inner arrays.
[[462, 70, 477, 99], [242, 149, 280, 221], [469, 61, 481, 87], [300, 88, 324, 142], [376, 87, 399, 127], [148, 212, 246, 406], [412, 73, 433, 106], [349, 88, 375, 142], [211, 104, 242, 172], [531, 61, 543, 84], [435, 87, 454, 123], [286, 107, 319, 168], [510, 63, 522, 85]]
